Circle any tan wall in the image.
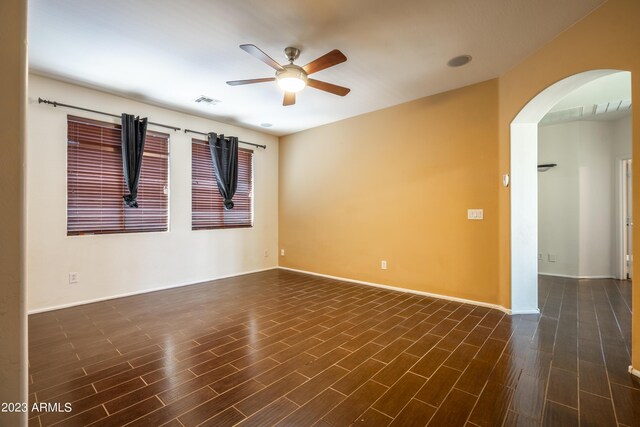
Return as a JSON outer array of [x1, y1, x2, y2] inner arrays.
[[0, 0, 27, 424], [497, 0, 640, 368], [280, 79, 501, 305]]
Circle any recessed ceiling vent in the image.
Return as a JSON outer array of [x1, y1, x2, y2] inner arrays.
[[194, 95, 221, 106], [591, 99, 631, 115], [540, 106, 583, 124]]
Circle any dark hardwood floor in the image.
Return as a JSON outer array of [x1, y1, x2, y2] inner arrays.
[[28, 270, 639, 426]]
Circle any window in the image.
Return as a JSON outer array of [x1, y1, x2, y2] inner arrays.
[[67, 115, 169, 235], [192, 138, 253, 229]]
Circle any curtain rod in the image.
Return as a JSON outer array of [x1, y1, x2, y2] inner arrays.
[[38, 98, 181, 132], [183, 129, 267, 149]]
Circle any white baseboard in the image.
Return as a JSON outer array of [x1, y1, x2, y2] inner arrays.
[[629, 365, 640, 379], [278, 266, 512, 315], [511, 308, 541, 315], [538, 272, 616, 279], [28, 267, 278, 314]]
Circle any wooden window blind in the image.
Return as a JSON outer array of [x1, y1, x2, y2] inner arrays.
[[192, 138, 253, 230], [67, 115, 169, 235]]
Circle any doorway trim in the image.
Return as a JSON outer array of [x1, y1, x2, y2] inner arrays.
[[620, 158, 633, 280], [510, 69, 626, 314]]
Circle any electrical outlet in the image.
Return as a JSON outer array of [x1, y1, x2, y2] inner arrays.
[[69, 272, 79, 284], [538, 253, 542, 261], [381, 260, 387, 270], [281, 249, 285, 256], [548, 253, 557, 262], [264, 250, 269, 258]]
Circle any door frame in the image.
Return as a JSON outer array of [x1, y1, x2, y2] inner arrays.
[[621, 158, 633, 279]]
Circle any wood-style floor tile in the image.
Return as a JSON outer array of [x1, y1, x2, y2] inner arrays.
[[468, 380, 515, 427], [332, 357, 385, 396], [373, 352, 420, 387], [26, 271, 635, 427], [373, 372, 425, 417], [410, 347, 450, 378], [87, 396, 163, 427], [444, 343, 479, 371], [546, 367, 578, 408], [322, 380, 387, 427], [352, 408, 394, 426], [579, 359, 611, 397], [235, 371, 307, 416], [126, 386, 217, 427], [235, 397, 298, 427], [610, 383, 640, 426], [510, 374, 546, 421], [389, 398, 435, 427], [178, 380, 263, 427], [287, 365, 349, 405], [198, 407, 245, 427], [298, 347, 350, 378], [455, 359, 494, 396], [579, 391, 617, 427], [415, 365, 462, 407], [48, 405, 108, 426], [277, 388, 345, 426], [427, 388, 476, 426], [542, 401, 579, 427]]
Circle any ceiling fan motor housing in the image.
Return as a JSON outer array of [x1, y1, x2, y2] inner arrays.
[[284, 46, 301, 63]]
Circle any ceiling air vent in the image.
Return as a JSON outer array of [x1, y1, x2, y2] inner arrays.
[[590, 99, 632, 116], [194, 95, 221, 106], [540, 106, 583, 125]]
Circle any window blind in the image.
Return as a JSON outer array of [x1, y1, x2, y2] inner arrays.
[[192, 138, 253, 229], [67, 115, 169, 235]]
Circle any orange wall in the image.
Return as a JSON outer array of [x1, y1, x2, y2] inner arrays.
[[280, 79, 501, 305], [497, 0, 640, 367]]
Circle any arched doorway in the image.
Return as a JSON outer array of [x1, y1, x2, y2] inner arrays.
[[510, 69, 629, 313]]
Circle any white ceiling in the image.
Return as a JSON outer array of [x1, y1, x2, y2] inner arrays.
[[541, 72, 632, 125], [28, 0, 606, 136]]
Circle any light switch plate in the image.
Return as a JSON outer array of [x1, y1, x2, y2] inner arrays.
[[467, 209, 484, 220]]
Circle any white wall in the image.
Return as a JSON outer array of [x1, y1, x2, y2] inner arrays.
[[538, 122, 580, 276], [538, 116, 631, 278], [27, 75, 279, 312]]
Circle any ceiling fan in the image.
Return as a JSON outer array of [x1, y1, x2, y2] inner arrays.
[[226, 44, 350, 106]]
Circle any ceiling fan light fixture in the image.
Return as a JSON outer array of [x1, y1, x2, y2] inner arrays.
[[276, 65, 308, 93]]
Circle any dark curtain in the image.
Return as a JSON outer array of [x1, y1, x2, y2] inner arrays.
[[208, 132, 238, 210], [121, 113, 148, 208]]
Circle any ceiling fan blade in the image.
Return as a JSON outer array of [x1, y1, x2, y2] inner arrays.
[[303, 49, 347, 75], [226, 77, 275, 86], [240, 44, 284, 71], [283, 92, 296, 106], [307, 79, 351, 96]]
